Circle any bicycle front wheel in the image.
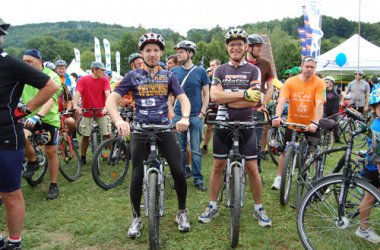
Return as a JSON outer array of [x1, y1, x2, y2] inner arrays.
[[280, 145, 297, 205], [148, 172, 160, 250], [58, 136, 82, 181], [24, 146, 48, 187], [91, 137, 129, 190], [230, 165, 242, 248], [297, 174, 380, 250]]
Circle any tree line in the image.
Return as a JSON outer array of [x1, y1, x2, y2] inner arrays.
[[3, 16, 379, 79]]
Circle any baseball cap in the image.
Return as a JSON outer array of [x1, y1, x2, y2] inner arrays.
[[24, 49, 42, 60], [91, 61, 106, 70]]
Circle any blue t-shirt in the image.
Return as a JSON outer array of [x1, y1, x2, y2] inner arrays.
[[114, 68, 184, 124], [171, 66, 210, 117], [366, 117, 380, 172]]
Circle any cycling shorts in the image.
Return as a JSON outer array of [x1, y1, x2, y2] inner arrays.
[[24, 122, 59, 146], [0, 149, 25, 192], [213, 127, 257, 161], [79, 115, 111, 137], [362, 168, 379, 188]]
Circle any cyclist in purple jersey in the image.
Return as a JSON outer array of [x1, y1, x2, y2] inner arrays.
[[198, 28, 272, 228], [107, 33, 192, 238]]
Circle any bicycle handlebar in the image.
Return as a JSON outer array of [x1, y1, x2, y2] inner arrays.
[[207, 120, 269, 129], [281, 122, 308, 130], [132, 123, 176, 134]]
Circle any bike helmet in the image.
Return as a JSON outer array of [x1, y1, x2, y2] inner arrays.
[[138, 33, 165, 50], [55, 59, 67, 67], [44, 61, 56, 70], [224, 28, 248, 44], [128, 53, 143, 65], [174, 40, 197, 54], [324, 76, 335, 84], [0, 18, 10, 36], [369, 88, 380, 106], [247, 34, 266, 46]]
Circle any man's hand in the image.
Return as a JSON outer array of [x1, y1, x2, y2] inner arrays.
[[74, 106, 82, 116], [271, 116, 283, 127], [176, 117, 190, 132], [306, 122, 318, 133], [25, 115, 41, 128], [115, 120, 130, 137], [244, 89, 260, 102]]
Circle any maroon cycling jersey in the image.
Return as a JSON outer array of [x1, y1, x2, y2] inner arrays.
[[212, 61, 261, 121]]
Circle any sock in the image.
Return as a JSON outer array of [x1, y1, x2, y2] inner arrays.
[[186, 165, 191, 169], [81, 156, 86, 161], [254, 204, 263, 211], [210, 201, 217, 208], [203, 145, 207, 150], [50, 183, 58, 187], [0, 233, 3, 241], [8, 237, 21, 247]]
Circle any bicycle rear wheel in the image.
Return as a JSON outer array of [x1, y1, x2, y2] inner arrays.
[[58, 136, 82, 181], [24, 146, 48, 187], [91, 137, 129, 190], [280, 145, 296, 205], [148, 172, 160, 250], [230, 165, 241, 248], [267, 127, 284, 166], [297, 174, 380, 250]]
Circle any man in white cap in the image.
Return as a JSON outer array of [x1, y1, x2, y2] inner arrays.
[[343, 69, 370, 113]]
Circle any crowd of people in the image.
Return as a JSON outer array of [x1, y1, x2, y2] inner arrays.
[[1, 15, 380, 249]]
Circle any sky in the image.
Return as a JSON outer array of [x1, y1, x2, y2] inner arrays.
[[3, 0, 379, 36]]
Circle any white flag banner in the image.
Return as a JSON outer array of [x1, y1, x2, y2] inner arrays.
[[116, 51, 121, 75], [103, 38, 112, 71], [74, 48, 81, 67], [94, 37, 102, 63], [304, 0, 324, 57]]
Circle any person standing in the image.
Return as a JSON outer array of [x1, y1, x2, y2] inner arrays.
[[73, 61, 111, 165], [171, 40, 210, 191], [324, 76, 341, 143], [246, 34, 274, 172], [0, 17, 59, 249], [343, 69, 370, 113]]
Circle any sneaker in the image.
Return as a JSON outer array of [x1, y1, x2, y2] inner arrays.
[[22, 161, 38, 179], [253, 207, 272, 227], [198, 204, 219, 223], [175, 209, 191, 232], [195, 183, 207, 192], [1, 240, 21, 250], [355, 226, 380, 244], [0, 238, 4, 249], [80, 156, 86, 165], [47, 184, 59, 200], [128, 217, 143, 238], [271, 176, 281, 190], [185, 166, 192, 179]]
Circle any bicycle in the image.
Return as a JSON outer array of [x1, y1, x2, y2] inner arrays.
[[207, 119, 267, 248], [91, 108, 132, 190], [22, 128, 49, 187], [296, 116, 380, 249], [132, 123, 176, 250], [77, 107, 103, 153], [58, 109, 82, 181]]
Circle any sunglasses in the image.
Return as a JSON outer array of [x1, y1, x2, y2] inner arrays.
[[302, 56, 317, 63]]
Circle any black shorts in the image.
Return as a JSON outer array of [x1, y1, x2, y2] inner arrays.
[[362, 168, 379, 188], [278, 128, 321, 153], [213, 127, 257, 161], [25, 122, 59, 146], [0, 149, 24, 192]]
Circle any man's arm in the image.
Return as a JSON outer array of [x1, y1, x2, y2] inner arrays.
[[210, 84, 244, 104], [27, 79, 59, 112], [263, 79, 274, 107], [199, 85, 209, 118], [106, 92, 130, 136], [36, 98, 54, 117], [175, 93, 190, 131], [314, 100, 324, 123]]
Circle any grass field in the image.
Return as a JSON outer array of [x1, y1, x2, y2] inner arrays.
[[0, 142, 348, 249]]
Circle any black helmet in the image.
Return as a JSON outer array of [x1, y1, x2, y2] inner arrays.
[[0, 18, 10, 36], [174, 40, 197, 54], [247, 34, 266, 46]]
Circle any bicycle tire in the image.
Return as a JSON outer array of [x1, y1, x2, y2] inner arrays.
[[230, 165, 241, 248], [91, 130, 98, 153], [24, 146, 48, 187], [148, 172, 160, 250], [297, 174, 380, 250], [280, 145, 296, 205], [91, 137, 129, 190], [267, 127, 284, 166], [58, 136, 82, 181], [295, 156, 317, 207], [343, 121, 367, 148], [76, 115, 84, 136]]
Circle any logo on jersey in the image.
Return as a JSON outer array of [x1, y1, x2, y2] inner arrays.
[[141, 98, 156, 107]]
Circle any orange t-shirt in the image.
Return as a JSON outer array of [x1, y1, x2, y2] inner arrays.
[[280, 75, 325, 125]]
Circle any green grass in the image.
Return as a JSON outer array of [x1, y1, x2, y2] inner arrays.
[[0, 143, 350, 249]]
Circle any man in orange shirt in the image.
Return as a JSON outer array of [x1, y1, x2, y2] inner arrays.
[[271, 56, 325, 190]]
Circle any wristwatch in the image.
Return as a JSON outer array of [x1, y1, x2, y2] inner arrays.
[[182, 114, 190, 118]]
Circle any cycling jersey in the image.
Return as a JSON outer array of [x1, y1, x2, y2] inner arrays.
[[212, 61, 261, 121], [366, 117, 380, 172], [114, 66, 184, 124], [21, 67, 62, 128], [0, 49, 50, 150]]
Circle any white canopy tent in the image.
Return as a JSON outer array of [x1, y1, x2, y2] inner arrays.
[[66, 59, 87, 76], [316, 34, 380, 74]]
